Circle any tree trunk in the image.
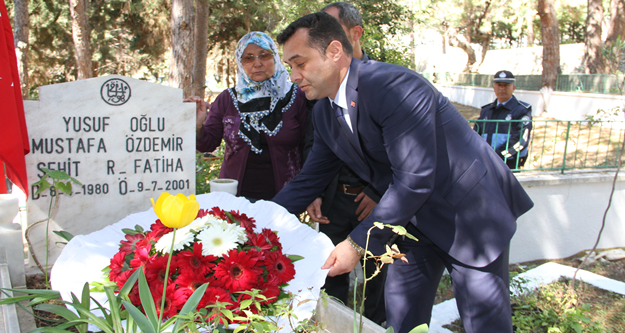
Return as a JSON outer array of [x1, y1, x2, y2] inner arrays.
[[13, 0, 29, 99], [605, 0, 625, 48], [191, 0, 209, 98], [584, 0, 605, 73], [170, 0, 194, 97], [69, 0, 93, 79], [538, 0, 561, 89], [448, 30, 477, 73]]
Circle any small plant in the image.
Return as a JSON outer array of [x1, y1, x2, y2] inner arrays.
[[28, 168, 82, 288], [512, 278, 604, 333], [358, 222, 429, 333]]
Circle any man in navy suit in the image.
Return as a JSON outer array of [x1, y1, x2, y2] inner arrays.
[[272, 12, 534, 333]]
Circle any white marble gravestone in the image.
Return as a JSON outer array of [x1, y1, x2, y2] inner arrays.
[[23, 75, 196, 267]]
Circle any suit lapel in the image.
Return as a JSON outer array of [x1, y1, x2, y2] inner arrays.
[[345, 59, 365, 163]]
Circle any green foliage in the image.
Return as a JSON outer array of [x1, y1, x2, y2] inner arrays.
[[512, 279, 604, 333], [196, 142, 225, 195], [280, 0, 413, 67]]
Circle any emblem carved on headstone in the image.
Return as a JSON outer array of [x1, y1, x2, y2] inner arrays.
[[101, 78, 131, 106]]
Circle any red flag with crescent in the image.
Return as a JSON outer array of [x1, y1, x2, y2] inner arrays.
[[0, 0, 30, 197]]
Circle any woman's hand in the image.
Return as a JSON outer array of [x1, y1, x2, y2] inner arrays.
[[183, 96, 210, 132]]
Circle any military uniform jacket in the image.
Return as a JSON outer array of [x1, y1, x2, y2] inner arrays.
[[474, 96, 532, 160]]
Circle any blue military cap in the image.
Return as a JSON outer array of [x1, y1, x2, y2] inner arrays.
[[493, 70, 515, 83]]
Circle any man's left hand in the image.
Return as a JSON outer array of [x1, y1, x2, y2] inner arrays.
[[321, 239, 361, 277], [354, 192, 376, 221]]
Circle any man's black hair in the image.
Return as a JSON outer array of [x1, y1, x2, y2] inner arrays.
[[277, 12, 353, 58], [321, 2, 363, 29]]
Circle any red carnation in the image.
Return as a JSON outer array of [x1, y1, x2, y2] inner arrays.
[[177, 243, 216, 275], [228, 210, 257, 232], [257, 284, 281, 305], [119, 234, 145, 254], [208, 207, 227, 220], [213, 249, 263, 292], [263, 251, 295, 286], [175, 269, 210, 292], [148, 220, 173, 240], [196, 208, 209, 219], [109, 252, 126, 282], [129, 246, 154, 269], [246, 232, 273, 251], [144, 255, 176, 287], [198, 286, 234, 309], [261, 228, 283, 251], [151, 283, 184, 319]]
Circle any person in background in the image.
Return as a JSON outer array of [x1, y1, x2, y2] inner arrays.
[[474, 70, 533, 170], [187, 31, 308, 201], [304, 2, 386, 326]]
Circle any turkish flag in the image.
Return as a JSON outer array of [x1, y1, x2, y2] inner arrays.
[[0, 0, 30, 198]]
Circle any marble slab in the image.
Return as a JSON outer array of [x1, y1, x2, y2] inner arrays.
[[23, 75, 196, 266]]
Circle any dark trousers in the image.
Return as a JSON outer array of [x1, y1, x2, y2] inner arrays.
[[386, 224, 512, 333], [319, 191, 387, 325]]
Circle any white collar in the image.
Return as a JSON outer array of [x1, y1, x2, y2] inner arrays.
[[328, 67, 350, 110]]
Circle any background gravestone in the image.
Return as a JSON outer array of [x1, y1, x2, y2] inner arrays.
[[23, 75, 196, 267]]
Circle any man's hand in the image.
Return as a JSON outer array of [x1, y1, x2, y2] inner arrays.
[[321, 239, 361, 277], [184, 96, 210, 132], [306, 197, 330, 224], [354, 192, 376, 221]]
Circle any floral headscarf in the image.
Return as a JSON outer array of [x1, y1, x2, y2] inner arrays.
[[230, 32, 297, 154], [234, 31, 293, 109]]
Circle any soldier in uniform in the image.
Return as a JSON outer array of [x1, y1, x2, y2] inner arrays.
[[474, 70, 533, 169]]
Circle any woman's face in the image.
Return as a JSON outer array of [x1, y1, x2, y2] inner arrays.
[[241, 43, 275, 82]]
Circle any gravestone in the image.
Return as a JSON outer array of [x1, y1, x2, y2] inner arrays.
[[23, 75, 196, 267]]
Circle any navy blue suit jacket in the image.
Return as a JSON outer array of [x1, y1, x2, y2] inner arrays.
[[273, 59, 533, 267]]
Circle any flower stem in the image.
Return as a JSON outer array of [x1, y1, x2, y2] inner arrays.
[[158, 227, 177, 330]]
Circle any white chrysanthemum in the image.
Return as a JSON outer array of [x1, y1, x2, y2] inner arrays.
[[196, 225, 239, 257], [204, 215, 227, 228], [224, 222, 248, 243], [155, 228, 195, 253], [186, 216, 208, 232]]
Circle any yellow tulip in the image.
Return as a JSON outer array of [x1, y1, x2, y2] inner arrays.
[[150, 192, 199, 229]]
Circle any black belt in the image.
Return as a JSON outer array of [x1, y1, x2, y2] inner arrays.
[[337, 184, 364, 196]]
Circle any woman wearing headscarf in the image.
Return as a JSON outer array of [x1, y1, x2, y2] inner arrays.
[[193, 32, 308, 201]]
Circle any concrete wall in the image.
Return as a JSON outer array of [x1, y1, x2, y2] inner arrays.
[[511, 170, 625, 263], [435, 84, 625, 120]]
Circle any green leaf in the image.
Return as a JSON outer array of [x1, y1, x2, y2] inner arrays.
[[118, 269, 140, 300], [46, 169, 71, 180], [385, 327, 395, 333], [240, 299, 253, 309], [55, 181, 73, 195], [70, 177, 83, 186], [122, 300, 157, 333], [34, 181, 51, 196], [53, 230, 75, 242], [137, 270, 159, 329], [35, 303, 79, 322], [171, 283, 208, 332], [122, 228, 140, 235], [389, 225, 407, 235], [286, 254, 305, 263], [103, 287, 125, 333], [407, 323, 429, 333]]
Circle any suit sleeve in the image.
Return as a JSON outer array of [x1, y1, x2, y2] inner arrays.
[[350, 74, 439, 255], [272, 108, 343, 214]]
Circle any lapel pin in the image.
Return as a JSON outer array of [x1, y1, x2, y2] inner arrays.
[[351, 101, 355, 107]]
